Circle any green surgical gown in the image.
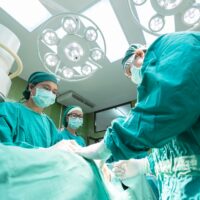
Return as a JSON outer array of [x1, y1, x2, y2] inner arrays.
[[0, 102, 61, 148], [60, 129, 86, 147], [0, 144, 110, 200], [104, 32, 200, 199]]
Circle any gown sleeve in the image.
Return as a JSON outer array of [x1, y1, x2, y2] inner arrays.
[[104, 32, 200, 160], [0, 102, 18, 145]]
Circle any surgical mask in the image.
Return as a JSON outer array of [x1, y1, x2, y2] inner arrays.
[[130, 65, 142, 85], [68, 117, 83, 130], [32, 88, 56, 108]]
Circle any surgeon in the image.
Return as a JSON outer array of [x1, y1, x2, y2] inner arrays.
[[0, 71, 63, 148], [61, 105, 86, 147], [72, 32, 200, 199]]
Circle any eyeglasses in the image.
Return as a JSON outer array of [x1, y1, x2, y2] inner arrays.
[[68, 113, 83, 119]]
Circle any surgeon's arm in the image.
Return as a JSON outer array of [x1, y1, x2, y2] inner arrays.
[[0, 103, 16, 145], [105, 39, 200, 159]]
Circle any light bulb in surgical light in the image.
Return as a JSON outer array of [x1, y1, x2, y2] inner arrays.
[[149, 15, 165, 32], [42, 29, 59, 46], [62, 68, 74, 78], [44, 53, 59, 67], [91, 49, 103, 61], [157, 0, 182, 10], [85, 27, 98, 42], [62, 17, 79, 34], [65, 42, 84, 62], [82, 65, 92, 75], [183, 8, 200, 25], [132, 0, 147, 6]]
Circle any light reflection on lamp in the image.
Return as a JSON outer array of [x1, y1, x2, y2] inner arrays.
[[64, 42, 84, 62], [156, 0, 183, 10], [85, 27, 98, 41], [132, 0, 147, 6], [82, 65, 92, 75], [44, 53, 60, 67], [90, 48, 103, 61], [42, 29, 59, 46], [128, 0, 200, 37], [183, 7, 200, 25], [38, 13, 106, 81], [62, 16, 80, 34], [149, 14, 165, 32]]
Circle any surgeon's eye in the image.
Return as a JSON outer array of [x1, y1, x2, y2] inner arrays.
[[39, 85, 58, 95], [68, 113, 83, 119], [42, 86, 51, 91]]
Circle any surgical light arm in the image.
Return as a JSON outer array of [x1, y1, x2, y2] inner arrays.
[[0, 24, 23, 102]]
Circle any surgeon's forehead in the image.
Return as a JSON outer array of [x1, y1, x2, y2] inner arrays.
[[70, 110, 83, 115], [37, 81, 58, 90]]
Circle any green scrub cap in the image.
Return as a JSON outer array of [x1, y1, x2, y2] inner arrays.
[[121, 43, 145, 69], [23, 71, 58, 99], [62, 105, 83, 127]]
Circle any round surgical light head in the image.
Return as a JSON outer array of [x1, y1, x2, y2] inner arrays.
[[38, 13, 106, 81], [132, 0, 147, 6], [42, 29, 59, 46], [149, 14, 165, 32], [82, 65, 92, 75], [183, 7, 200, 25], [91, 49, 103, 61], [62, 16, 80, 34], [62, 67, 74, 78], [85, 27, 98, 42], [44, 53, 60, 67], [156, 0, 183, 10], [65, 42, 84, 62]]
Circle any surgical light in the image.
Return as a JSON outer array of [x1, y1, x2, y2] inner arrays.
[[44, 53, 60, 67], [149, 14, 165, 32], [128, 0, 200, 39], [62, 68, 74, 78], [38, 13, 106, 81], [91, 49, 103, 61], [156, 0, 183, 10], [82, 65, 92, 75], [62, 16, 80, 34], [132, 0, 147, 6], [85, 27, 98, 42], [42, 29, 59, 46], [183, 7, 200, 25]]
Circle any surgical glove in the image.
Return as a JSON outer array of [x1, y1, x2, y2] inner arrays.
[[75, 140, 111, 160], [112, 158, 150, 180], [51, 140, 81, 152]]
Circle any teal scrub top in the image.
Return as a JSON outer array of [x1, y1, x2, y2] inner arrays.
[[0, 102, 62, 148], [104, 32, 200, 199], [60, 129, 86, 147]]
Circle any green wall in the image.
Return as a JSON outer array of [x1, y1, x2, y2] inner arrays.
[[7, 77, 62, 127]]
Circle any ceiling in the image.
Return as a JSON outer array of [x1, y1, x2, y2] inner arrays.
[[1, 0, 199, 113]]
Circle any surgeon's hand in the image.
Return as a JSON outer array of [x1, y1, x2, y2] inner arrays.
[[74, 140, 111, 160], [51, 140, 81, 152], [112, 158, 150, 180]]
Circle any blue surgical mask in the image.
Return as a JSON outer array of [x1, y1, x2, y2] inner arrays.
[[130, 65, 142, 85], [68, 117, 83, 130], [32, 88, 56, 108]]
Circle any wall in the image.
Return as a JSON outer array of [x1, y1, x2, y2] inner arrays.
[[7, 76, 62, 127]]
